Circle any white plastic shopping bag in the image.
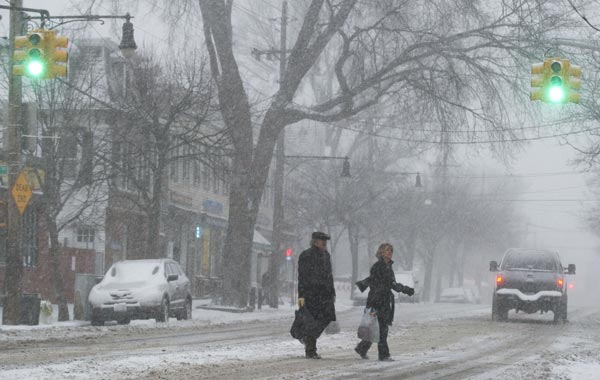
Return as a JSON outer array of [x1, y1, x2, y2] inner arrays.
[[357, 307, 380, 343]]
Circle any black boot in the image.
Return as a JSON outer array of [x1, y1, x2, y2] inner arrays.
[[304, 336, 321, 359], [354, 345, 369, 359]]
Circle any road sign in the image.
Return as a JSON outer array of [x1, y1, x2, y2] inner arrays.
[[12, 171, 32, 215]]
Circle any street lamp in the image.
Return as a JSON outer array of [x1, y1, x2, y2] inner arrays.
[[118, 13, 137, 58], [285, 155, 352, 178], [384, 171, 422, 188], [341, 157, 351, 178]]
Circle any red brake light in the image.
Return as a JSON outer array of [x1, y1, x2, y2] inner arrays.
[[557, 278, 564, 288], [496, 275, 504, 286], [568, 283, 574, 289]]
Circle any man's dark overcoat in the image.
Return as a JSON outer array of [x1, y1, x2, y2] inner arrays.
[[298, 245, 336, 335]]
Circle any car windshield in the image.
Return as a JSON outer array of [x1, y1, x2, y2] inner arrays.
[[501, 252, 557, 271], [104, 261, 162, 283]]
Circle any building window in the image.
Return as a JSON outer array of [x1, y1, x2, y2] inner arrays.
[[0, 229, 6, 264], [22, 208, 37, 267], [77, 226, 95, 244], [182, 146, 190, 182], [202, 147, 211, 192], [170, 144, 179, 183], [212, 168, 220, 194], [193, 160, 201, 187]]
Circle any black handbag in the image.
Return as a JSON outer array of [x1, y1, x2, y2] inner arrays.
[[290, 307, 321, 340]]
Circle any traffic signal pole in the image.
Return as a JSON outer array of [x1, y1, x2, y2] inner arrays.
[[268, 0, 288, 309], [3, 0, 25, 325]]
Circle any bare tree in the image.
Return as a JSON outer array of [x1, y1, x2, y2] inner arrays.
[[196, 0, 570, 306], [27, 53, 113, 321], [90, 0, 570, 306], [101, 53, 220, 260]]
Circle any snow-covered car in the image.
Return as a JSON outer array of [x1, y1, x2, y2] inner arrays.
[[438, 287, 474, 303], [489, 248, 575, 323], [88, 259, 192, 326]]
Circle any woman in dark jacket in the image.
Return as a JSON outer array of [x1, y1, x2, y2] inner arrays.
[[354, 243, 414, 361]]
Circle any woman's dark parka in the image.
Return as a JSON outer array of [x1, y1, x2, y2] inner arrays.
[[365, 258, 412, 326]]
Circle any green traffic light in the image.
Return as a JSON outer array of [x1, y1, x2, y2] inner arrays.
[[548, 86, 565, 103], [26, 60, 45, 77], [24, 46, 46, 78], [547, 75, 565, 103]]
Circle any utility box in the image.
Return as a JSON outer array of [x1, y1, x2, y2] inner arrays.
[[73, 273, 101, 321], [20, 294, 41, 325], [1, 294, 41, 325]]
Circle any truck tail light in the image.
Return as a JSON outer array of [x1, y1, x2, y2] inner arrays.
[[557, 278, 564, 288], [496, 274, 504, 287]]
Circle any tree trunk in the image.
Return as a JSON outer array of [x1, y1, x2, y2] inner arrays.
[[146, 199, 161, 259], [47, 216, 69, 321], [422, 252, 434, 302], [402, 230, 417, 271], [348, 221, 360, 300], [221, 171, 257, 308], [434, 265, 442, 302]]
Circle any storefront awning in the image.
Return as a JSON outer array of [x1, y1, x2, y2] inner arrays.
[[253, 230, 271, 253]]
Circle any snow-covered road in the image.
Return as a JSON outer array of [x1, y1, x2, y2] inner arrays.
[[1, 302, 599, 380]]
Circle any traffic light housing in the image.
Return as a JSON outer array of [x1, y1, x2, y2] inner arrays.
[[530, 57, 582, 104], [48, 32, 69, 78], [12, 29, 68, 79], [13, 31, 47, 78], [568, 63, 582, 104], [285, 247, 292, 260]]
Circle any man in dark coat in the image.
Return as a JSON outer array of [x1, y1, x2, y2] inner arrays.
[[297, 231, 336, 359], [355, 243, 414, 361]]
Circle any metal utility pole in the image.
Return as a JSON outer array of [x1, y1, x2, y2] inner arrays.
[[3, 0, 24, 325], [268, 0, 288, 308]]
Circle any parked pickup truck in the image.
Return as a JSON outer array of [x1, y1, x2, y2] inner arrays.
[[489, 248, 575, 323]]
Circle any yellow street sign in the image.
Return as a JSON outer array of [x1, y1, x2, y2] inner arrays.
[[12, 171, 33, 215]]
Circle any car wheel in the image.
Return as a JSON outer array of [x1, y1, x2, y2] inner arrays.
[[182, 298, 192, 320], [91, 308, 104, 326], [91, 315, 104, 326], [156, 297, 169, 323], [117, 316, 131, 325]]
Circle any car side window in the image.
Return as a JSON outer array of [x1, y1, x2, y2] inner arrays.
[[167, 263, 179, 277], [164, 263, 173, 278], [173, 264, 183, 276]]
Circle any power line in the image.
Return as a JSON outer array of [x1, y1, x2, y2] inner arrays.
[[420, 170, 595, 180], [475, 198, 599, 202], [329, 122, 600, 145]]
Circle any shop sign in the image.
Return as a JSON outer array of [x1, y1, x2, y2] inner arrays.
[[203, 199, 223, 215]]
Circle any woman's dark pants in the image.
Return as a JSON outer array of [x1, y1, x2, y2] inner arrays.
[[355, 314, 390, 360]]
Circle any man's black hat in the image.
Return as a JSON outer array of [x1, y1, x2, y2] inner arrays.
[[312, 231, 330, 240]]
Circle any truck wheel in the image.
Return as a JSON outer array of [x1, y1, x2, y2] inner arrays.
[[492, 294, 508, 321], [554, 297, 568, 324]]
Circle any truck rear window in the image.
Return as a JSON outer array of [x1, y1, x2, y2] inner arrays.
[[501, 252, 557, 271]]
